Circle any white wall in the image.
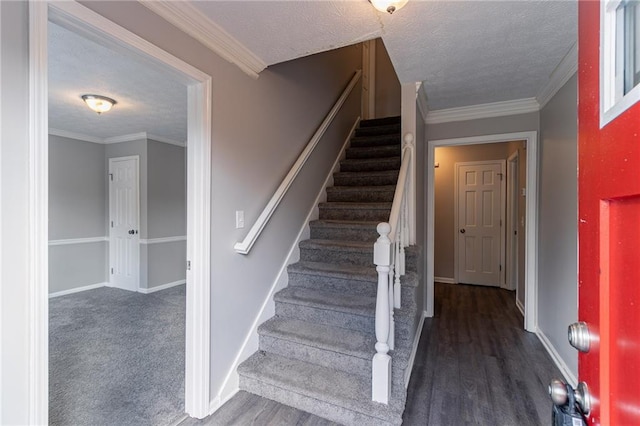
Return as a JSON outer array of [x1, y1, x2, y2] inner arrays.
[[538, 73, 578, 378]]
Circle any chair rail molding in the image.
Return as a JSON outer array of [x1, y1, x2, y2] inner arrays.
[[234, 70, 362, 255]]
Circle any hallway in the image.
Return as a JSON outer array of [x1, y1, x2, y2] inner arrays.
[[403, 282, 561, 425]]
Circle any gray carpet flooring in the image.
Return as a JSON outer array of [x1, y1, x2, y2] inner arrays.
[[49, 285, 186, 426]]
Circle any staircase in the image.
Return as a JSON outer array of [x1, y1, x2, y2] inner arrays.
[[238, 116, 420, 425]]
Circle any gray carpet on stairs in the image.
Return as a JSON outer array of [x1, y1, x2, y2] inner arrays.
[[49, 285, 185, 426]]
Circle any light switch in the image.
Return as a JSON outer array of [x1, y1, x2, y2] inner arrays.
[[236, 210, 244, 229], [521, 188, 527, 197]]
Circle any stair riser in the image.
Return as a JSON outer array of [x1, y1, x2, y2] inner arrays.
[[319, 207, 390, 222], [346, 147, 400, 160], [287, 272, 418, 307], [299, 247, 374, 267], [239, 376, 402, 426], [275, 301, 416, 341], [350, 136, 400, 148], [339, 158, 401, 172], [309, 225, 378, 242], [334, 174, 399, 186], [360, 117, 401, 128], [355, 125, 400, 137], [326, 189, 395, 203]]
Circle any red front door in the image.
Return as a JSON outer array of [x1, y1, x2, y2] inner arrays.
[[579, 1, 640, 424]]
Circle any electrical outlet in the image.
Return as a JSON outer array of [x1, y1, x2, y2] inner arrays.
[[236, 211, 244, 229]]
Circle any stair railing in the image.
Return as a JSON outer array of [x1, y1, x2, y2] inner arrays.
[[372, 133, 414, 404]]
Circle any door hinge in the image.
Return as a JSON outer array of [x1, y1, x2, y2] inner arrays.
[[111, 221, 114, 228], [499, 264, 502, 271], [497, 172, 504, 181], [111, 267, 114, 274], [187, 260, 191, 271], [109, 173, 113, 181], [500, 219, 502, 226]]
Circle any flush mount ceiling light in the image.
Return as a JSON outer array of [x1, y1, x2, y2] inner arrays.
[[369, 0, 408, 14], [81, 94, 116, 115]]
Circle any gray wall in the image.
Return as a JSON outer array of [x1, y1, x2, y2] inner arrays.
[[427, 112, 540, 141], [49, 135, 107, 294], [538, 74, 578, 377], [375, 38, 401, 118], [82, 0, 363, 399], [1, 2, 31, 422]]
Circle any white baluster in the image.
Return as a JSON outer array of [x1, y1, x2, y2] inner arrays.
[[373, 223, 392, 404], [400, 195, 407, 277], [388, 264, 395, 350], [394, 223, 402, 309]]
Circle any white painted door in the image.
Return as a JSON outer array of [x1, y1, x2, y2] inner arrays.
[[456, 161, 505, 286], [109, 156, 140, 292]]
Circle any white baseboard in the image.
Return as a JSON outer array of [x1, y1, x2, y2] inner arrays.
[[49, 282, 107, 298], [404, 310, 427, 387], [434, 276, 455, 284], [535, 328, 578, 387], [516, 298, 525, 317], [138, 279, 185, 294], [208, 117, 360, 414]]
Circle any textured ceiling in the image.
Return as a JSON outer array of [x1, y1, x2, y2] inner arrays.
[[192, 0, 577, 110], [48, 21, 187, 142]]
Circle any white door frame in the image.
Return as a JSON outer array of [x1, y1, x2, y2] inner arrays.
[[427, 132, 538, 332], [506, 151, 519, 293], [28, 1, 212, 422], [108, 156, 141, 292], [453, 160, 506, 288]]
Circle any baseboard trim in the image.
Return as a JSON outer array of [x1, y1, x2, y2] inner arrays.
[[49, 282, 107, 298], [140, 235, 186, 245], [516, 298, 525, 317], [138, 279, 185, 294], [404, 310, 427, 387], [535, 328, 578, 387], [209, 117, 360, 411], [434, 276, 455, 284]]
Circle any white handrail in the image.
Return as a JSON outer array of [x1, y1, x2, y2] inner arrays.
[[372, 133, 414, 404], [234, 70, 362, 254]]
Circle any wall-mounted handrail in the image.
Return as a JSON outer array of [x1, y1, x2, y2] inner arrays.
[[372, 133, 414, 404], [234, 70, 362, 254]]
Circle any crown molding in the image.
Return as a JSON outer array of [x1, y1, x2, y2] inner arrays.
[[425, 98, 540, 125], [536, 42, 578, 109], [49, 128, 104, 144], [416, 84, 429, 123], [139, 0, 267, 79], [49, 129, 186, 147]]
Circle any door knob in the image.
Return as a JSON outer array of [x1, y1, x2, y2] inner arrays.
[[568, 321, 592, 353], [459, 228, 466, 234], [549, 378, 591, 415], [128, 229, 135, 235]]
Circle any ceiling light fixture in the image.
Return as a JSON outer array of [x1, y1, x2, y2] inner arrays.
[[81, 94, 116, 115], [369, 0, 408, 14]]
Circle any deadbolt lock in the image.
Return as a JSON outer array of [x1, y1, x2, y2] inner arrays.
[[568, 321, 592, 353]]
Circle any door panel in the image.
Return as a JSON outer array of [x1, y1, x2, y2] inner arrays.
[[109, 157, 140, 292], [456, 161, 505, 286], [579, 1, 640, 423]]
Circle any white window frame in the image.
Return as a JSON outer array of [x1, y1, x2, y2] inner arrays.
[[601, 0, 640, 127]]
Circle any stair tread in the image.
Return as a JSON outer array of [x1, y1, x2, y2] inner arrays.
[[359, 116, 401, 127], [276, 286, 375, 317], [288, 261, 419, 288], [260, 317, 374, 360], [309, 219, 380, 229], [238, 352, 404, 422], [335, 170, 399, 177], [299, 239, 374, 251], [319, 201, 392, 209], [327, 185, 396, 192]]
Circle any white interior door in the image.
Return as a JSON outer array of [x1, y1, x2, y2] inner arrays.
[[109, 156, 140, 292], [456, 160, 505, 286]]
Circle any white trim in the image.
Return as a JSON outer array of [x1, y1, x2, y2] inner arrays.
[[147, 134, 186, 147], [453, 160, 506, 288], [28, 3, 49, 424], [103, 132, 148, 144], [138, 279, 185, 294], [404, 311, 427, 387], [434, 276, 456, 284], [506, 151, 519, 293], [32, 1, 212, 419], [516, 297, 525, 317], [234, 70, 362, 254], [49, 128, 103, 144], [139, 1, 266, 79], [426, 98, 539, 125], [140, 235, 187, 245], [416, 84, 429, 122], [536, 43, 578, 109], [427, 131, 538, 334], [48, 236, 108, 246], [49, 282, 106, 298], [536, 328, 578, 387], [210, 118, 359, 415]]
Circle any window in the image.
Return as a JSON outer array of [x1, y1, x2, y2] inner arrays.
[[601, 0, 640, 127]]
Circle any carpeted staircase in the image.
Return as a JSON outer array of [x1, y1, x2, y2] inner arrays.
[[238, 116, 420, 426]]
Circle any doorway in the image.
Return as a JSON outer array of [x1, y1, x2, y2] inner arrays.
[[427, 131, 539, 332], [29, 2, 212, 422]]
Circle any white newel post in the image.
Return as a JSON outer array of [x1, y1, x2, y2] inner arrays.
[[373, 222, 392, 404]]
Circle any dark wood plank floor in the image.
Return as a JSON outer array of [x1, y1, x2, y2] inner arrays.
[[182, 283, 562, 425]]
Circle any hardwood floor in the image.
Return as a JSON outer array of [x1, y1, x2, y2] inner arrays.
[[183, 282, 562, 425]]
